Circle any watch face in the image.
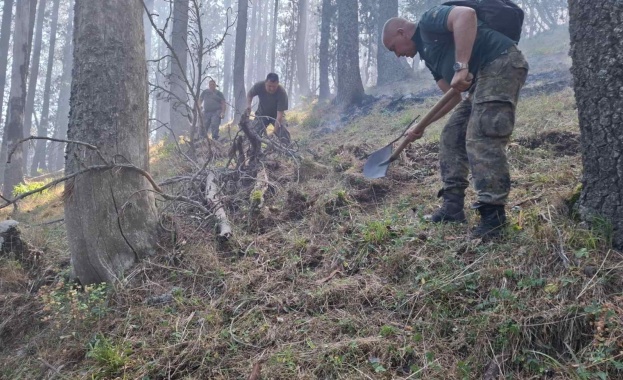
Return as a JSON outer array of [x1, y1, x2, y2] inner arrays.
[[453, 63, 461, 71]]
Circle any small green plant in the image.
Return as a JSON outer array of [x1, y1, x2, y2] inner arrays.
[[361, 220, 391, 244], [379, 324, 397, 337], [40, 281, 110, 328], [12, 181, 48, 197], [250, 189, 263, 203], [87, 334, 132, 378]]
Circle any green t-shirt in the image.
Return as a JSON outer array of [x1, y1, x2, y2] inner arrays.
[[200, 89, 225, 112], [248, 81, 288, 120], [413, 5, 515, 84]]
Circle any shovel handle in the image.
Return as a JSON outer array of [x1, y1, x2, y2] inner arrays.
[[388, 88, 460, 163]]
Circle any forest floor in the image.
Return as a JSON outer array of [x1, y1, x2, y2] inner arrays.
[[3, 26, 623, 380]]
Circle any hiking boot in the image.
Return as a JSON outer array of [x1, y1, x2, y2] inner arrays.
[[424, 189, 467, 223], [471, 204, 507, 240]]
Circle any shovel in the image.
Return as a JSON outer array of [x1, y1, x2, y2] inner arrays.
[[363, 88, 459, 179]]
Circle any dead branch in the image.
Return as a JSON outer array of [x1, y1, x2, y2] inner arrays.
[[8, 136, 108, 165], [206, 172, 232, 240]]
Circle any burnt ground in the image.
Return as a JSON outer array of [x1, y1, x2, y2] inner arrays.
[[515, 130, 580, 157]]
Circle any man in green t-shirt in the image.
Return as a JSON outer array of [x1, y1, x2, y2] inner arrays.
[[382, 5, 529, 239], [200, 79, 227, 140], [246, 73, 290, 143]]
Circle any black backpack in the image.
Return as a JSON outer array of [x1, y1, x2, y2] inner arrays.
[[443, 0, 524, 42]]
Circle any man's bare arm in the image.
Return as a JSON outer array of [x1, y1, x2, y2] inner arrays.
[[447, 6, 477, 91], [430, 79, 462, 123]]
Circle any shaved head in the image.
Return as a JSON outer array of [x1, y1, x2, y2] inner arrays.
[[382, 17, 410, 45], [381, 17, 417, 58]]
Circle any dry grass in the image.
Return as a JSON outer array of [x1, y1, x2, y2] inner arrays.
[[1, 82, 623, 380]]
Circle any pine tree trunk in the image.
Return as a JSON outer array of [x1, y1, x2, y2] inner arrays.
[[23, 0, 46, 172], [30, 0, 59, 175], [233, 0, 248, 124], [376, 0, 411, 86], [569, 0, 623, 249], [155, 33, 170, 140], [169, 0, 190, 139], [270, 0, 278, 72], [66, 0, 159, 285], [2, 0, 31, 197], [222, 0, 234, 118], [48, 0, 73, 172], [0, 0, 15, 126], [295, 0, 311, 97], [335, 0, 364, 107], [318, 0, 331, 100], [246, 0, 258, 90]]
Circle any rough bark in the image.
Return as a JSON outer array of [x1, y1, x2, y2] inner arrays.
[[318, 0, 331, 100], [48, 0, 73, 172], [295, 0, 311, 98], [66, 0, 159, 285], [2, 0, 31, 197], [0, 0, 15, 125], [335, 0, 364, 107], [30, 0, 60, 175], [233, 0, 248, 124], [569, 0, 623, 249], [376, 0, 411, 86], [169, 0, 190, 139]]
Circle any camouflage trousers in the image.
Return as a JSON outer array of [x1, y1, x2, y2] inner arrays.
[[201, 111, 221, 139], [440, 45, 529, 205]]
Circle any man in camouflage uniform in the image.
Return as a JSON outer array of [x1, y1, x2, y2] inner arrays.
[[199, 79, 227, 140], [382, 4, 529, 239]]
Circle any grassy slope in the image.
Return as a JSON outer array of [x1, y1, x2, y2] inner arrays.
[[2, 32, 623, 380]]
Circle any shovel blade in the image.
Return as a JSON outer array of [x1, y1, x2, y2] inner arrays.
[[363, 144, 393, 179]]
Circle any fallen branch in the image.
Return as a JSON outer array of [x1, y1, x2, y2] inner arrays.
[[206, 172, 232, 240]]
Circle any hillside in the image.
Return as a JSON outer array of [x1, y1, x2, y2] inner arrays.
[[2, 27, 623, 380]]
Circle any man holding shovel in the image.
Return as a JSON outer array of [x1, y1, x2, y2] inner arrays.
[[381, 3, 528, 239]]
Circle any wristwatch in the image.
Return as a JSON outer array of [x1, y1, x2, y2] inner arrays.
[[453, 62, 469, 71]]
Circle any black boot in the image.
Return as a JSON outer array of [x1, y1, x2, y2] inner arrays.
[[425, 189, 467, 223], [471, 204, 507, 239]]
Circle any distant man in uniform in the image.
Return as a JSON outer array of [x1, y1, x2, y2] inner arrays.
[[246, 73, 290, 143], [199, 79, 227, 140]]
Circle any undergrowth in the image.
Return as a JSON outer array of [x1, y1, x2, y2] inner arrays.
[[1, 78, 622, 379]]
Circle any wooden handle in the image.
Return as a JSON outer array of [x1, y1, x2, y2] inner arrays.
[[388, 88, 459, 163]]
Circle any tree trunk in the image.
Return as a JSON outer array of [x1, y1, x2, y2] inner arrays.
[[66, 0, 159, 285], [23, 0, 46, 172], [222, 0, 234, 119], [569, 0, 623, 249], [233, 0, 248, 124], [246, 0, 258, 90], [318, 0, 331, 100], [295, 0, 311, 98], [0, 0, 15, 125], [2, 0, 31, 197], [335, 0, 364, 107], [155, 33, 170, 140], [376, 0, 411, 86], [30, 0, 59, 175], [48, 0, 73, 172], [270, 0, 278, 72], [169, 0, 190, 139]]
